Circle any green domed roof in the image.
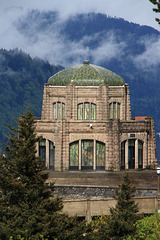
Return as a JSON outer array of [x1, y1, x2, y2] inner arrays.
[[48, 61, 125, 86]]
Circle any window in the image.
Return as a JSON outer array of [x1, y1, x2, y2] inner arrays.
[[109, 102, 120, 119], [96, 141, 105, 170], [91, 104, 96, 120], [84, 103, 90, 120], [53, 102, 65, 119], [77, 103, 96, 120], [69, 140, 105, 171], [78, 104, 83, 120], [69, 141, 79, 170], [53, 103, 56, 119], [81, 140, 93, 170], [39, 139, 46, 165]]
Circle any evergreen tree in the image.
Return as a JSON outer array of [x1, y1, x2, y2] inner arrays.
[[149, 0, 160, 25], [106, 173, 138, 239], [0, 108, 64, 239]]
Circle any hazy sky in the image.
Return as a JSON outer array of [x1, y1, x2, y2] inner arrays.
[[0, 0, 159, 67]]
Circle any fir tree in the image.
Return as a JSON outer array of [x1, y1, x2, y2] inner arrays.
[[149, 0, 160, 25], [0, 108, 64, 239], [106, 172, 138, 239]]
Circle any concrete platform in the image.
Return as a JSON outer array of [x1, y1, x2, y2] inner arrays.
[[46, 169, 157, 189]]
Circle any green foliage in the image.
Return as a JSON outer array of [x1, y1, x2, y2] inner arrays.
[[0, 108, 87, 240], [126, 213, 160, 240]]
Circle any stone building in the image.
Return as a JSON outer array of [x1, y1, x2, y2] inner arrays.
[[35, 60, 156, 171]]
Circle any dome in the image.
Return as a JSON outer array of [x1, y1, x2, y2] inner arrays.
[[48, 60, 125, 86]]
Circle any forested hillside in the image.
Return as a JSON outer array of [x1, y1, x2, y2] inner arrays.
[[1, 11, 160, 153], [0, 49, 63, 151]]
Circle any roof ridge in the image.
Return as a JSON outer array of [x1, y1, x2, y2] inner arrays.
[[90, 64, 105, 80]]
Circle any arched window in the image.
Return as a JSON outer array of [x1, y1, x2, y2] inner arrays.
[[53, 102, 65, 119], [69, 140, 105, 171], [109, 102, 120, 120], [69, 141, 79, 170], [96, 141, 105, 170], [77, 103, 96, 120]]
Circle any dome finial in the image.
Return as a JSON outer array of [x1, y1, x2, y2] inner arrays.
[[83, 60, 90, 65]]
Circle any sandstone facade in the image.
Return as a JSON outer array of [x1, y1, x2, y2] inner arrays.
[[35, 62, 156, 171]]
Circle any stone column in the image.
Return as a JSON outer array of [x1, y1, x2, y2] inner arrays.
[[46, 139, 49, 169], [93, 140, 96, 171], [79, 140, 81, 170], [125, 140, 128, 169], [135, 139, 138, 169]]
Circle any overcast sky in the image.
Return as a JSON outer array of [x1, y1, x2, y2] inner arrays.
[[0, 0, 159, 28], [0, 0, 159, 67]]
